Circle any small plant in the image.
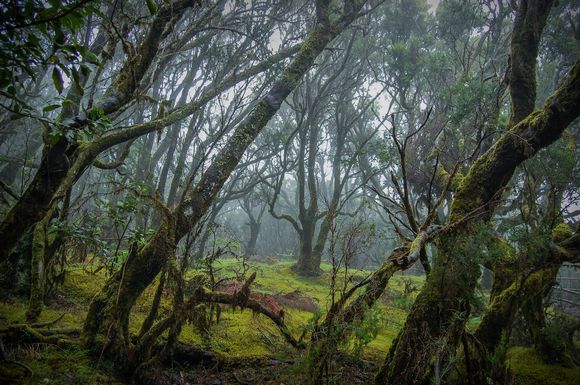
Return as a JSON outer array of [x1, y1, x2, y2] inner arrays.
[[349, 304, 383, 356], [538, 311, 580, 367], [392, 277, 417, 311]]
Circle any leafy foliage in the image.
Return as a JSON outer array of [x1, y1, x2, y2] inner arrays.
[[0, 0, 100, 120]]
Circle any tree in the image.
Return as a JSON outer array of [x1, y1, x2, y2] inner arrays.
[[376, 2, 580, 383], [79, 0, 372, 374], [267, 31, 375, 275]]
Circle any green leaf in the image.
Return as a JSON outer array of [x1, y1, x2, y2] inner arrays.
[[146, 0, 158, 15], [43, 104, 61, 113], [80, 63, 91, 77], [84, 51, 100, 65], [62, 99, 78, 109], [52, 67, 64, 94]]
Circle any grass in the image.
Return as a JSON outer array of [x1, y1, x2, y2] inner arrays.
[[0, 346, 123, 385], [507, 347, 580, 385]]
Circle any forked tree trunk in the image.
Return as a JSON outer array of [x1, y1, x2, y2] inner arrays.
[[375, 59, 579, 385]]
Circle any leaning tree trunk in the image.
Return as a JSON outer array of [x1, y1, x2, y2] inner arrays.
[[375, 58, 580, 385], [82, 2, 370, 373], [0, 0, 198, 260]]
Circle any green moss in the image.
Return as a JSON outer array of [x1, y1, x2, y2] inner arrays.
[[133, 258, 417, 360], [1, 258, 426, 383], [62, 266, 107, 303], [552, 223, 573, 243], [507, 346, 580, 385], [0, 302, 83, 330]]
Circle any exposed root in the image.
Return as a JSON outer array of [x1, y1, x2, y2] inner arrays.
[[0, 324, 76, 348]]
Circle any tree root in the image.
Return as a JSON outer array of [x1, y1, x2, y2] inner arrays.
[[0, 315, 77, 348]]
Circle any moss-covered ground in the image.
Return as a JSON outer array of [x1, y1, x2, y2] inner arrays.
[[0, 258, 577, 384]]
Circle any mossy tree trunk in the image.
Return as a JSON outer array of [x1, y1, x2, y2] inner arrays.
[[307, 239, 427, 383], [509, 0, 555, 126], [375, 56, 580, 385], [0, 1, 198, 261], [82, 225, 175, 373], [475, 265, 560, 358], [82, 1, 370, 373], [450, 225, 578, 385]]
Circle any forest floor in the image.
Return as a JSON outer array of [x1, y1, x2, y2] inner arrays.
[[1, 257, 578, 385]]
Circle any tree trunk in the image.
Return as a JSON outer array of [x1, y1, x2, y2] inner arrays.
[[0, 141, 70, 261], [294, 219, 320, 276], [82, 225, 174, 374], [81, 3, 369, 371], [376, 58, 580, 385], [245, 220, 260, 257]]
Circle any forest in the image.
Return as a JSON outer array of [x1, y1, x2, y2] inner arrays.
[[0, 0, 579, 384]]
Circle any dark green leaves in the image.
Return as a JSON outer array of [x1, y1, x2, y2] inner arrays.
[[43, 104, 61, 113], [52, 68, 64, 94], [0, 1, 102, 126], [146, 0, 159, 15]]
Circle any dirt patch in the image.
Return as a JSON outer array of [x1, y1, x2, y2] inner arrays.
[[273, 290, 319, 313]]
